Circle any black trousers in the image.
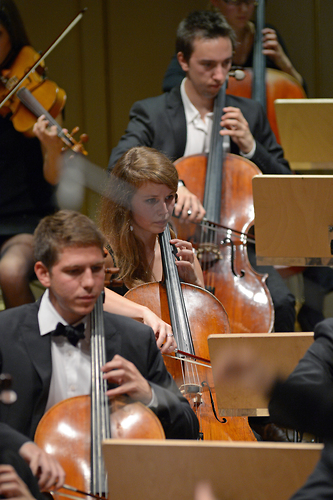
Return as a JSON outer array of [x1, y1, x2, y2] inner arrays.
[[247, 244, 296, 332]]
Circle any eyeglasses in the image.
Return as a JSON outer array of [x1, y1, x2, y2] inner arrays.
[[222, 0, 258, 6]]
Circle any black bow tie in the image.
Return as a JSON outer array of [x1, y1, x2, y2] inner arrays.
[[52, 322, 85, 347]]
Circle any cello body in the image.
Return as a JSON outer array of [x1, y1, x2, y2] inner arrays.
[[34, 294, 165, 500], [35, 395, 165, 500], [173, 153, 274, 334], [125, 279, 255, 441], [226, 67, 306, 143]]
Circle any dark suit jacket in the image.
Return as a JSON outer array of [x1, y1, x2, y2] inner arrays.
[[0, 423, 29, 452], [109, 85, 291, 175], [268, 318, 333, 499], [0, 300, 199, 441]]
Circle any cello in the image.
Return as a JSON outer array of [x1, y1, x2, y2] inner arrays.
[[35, 293, 165, 500], [173, 79, 274, 334], [226, 0, 306, 143], [125, 225, 255, 442]]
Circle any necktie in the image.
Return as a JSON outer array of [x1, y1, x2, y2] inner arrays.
[[52, 322, 85, 347]]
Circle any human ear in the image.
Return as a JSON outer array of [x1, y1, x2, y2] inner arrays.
[[34, 261, 51, 288], [177, 52, 189, 72]]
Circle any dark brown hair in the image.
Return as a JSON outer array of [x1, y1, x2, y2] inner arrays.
[[34, 210, 106, 269], [0, 0, 30, 69], [176, 9, 236, 62]]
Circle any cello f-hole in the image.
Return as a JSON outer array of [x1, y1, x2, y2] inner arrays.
[[222, 237, 245, 278]]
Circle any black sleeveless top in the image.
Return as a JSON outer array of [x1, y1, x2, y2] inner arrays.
[[0, 115, 57, 236]]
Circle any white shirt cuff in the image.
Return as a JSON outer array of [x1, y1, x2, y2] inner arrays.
[[147, 387, 158, 409], [240, 140, 256, 159]]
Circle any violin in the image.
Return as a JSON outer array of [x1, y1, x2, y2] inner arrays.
[[0, 45, 88, 154], [0, 8, 89, 154], [35, 293, 164, 500], [173, 81, 274, 334], [226, 0, 306, 143], [125, 225, 255, 442]]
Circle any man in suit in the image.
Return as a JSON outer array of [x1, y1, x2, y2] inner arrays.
[[109, 10, 295, 334], [0, 210, 199, 443]]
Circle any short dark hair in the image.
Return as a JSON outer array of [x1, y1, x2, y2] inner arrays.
[[34, 210, 106, 269], [176, 10, 236, 62]]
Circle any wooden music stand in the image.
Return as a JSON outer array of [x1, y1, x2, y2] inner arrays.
[[275, 98, 333, 171], [207, 333, 314, 417], [252, 174, 333, 266], [103, 439, 322, 500]]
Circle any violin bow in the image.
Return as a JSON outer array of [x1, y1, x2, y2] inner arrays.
[[0, 8, 87, 108]]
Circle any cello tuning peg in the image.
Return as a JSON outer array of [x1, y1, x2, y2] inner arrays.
[[229, 69, 246, 81]]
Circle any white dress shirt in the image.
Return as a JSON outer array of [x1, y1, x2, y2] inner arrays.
[[38, 291, 157, 411], [180, 77, 256, 158], [38, 290, 91, 412]]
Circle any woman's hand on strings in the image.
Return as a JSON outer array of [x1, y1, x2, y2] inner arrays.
[[170, 238, 205, 288], [141, 307, 177, 353], [33, 114, 64, 185], [33, 115, 63, 155]]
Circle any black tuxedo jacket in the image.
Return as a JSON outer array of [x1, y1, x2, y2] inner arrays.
[[0, 300, 199, 441], [268, 318, 333, 499], [0, 423, 29, 452], [109, 85, 290, 175]]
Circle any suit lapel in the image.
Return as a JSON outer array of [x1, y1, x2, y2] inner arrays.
[[103, 312, 120, 358], [166, 86, 187, 161], [16, 300, 52, 435], [20, 300, 52, 392]]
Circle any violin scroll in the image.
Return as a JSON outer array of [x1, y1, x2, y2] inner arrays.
[[61, 126, 89, 155]]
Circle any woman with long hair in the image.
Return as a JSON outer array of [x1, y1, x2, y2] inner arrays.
[[100, 146, 204, 292]]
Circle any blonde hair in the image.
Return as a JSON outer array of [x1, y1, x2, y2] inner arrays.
[[99, 147, 178, 287]]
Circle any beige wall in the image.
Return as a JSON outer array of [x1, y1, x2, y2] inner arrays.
[[13, 1, 332, 217]]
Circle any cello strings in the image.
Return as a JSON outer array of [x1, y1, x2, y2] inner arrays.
[[163, 354, 211, 369], [90, 294, 109, 497]]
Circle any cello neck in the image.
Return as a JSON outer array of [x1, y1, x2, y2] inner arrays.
[[252, 0, 266, 110], [90, 292, 110, 496], [203, 82, 227, 224], [159, 226, 194, 355]]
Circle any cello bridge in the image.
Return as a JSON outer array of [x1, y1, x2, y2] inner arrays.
[[197, 243, 222, 262], [180, 383, 201, 395], [180, 384, 203, 408]]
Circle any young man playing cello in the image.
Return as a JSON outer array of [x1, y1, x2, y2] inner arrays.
[[0, 210, 199, 444]]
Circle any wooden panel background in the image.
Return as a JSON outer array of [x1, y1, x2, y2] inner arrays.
[[13, 0, 332, 218]]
